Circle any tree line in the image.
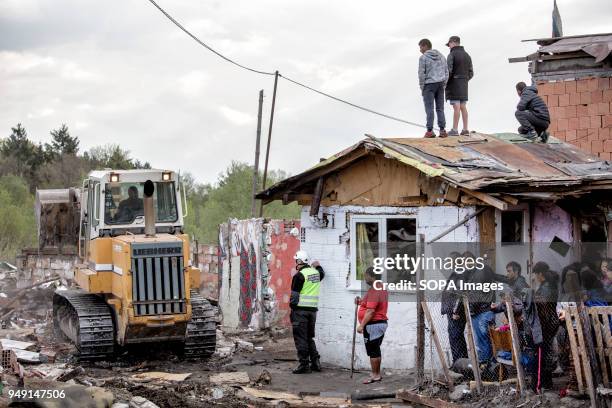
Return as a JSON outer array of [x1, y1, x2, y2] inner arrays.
[[0, 124, 298, 261]]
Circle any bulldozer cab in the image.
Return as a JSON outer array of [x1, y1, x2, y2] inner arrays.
[[79, 169, 187, 260]]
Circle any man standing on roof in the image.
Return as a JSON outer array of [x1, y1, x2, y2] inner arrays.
[[445, 36, 473, 136], [418, 38, 449, 138], [515, 82, 550, 142], [290, 250, 325, 374]]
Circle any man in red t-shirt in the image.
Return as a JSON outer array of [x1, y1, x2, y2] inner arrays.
[[355, 267, 388, 384]]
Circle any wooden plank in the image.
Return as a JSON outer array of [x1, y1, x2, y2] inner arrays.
[[460, 188, 508, 211], [335, 156, 381, 205], [477, 207, 496, 267], [416, 234, 425, 386], [573, 305, 597, 408], [396, 389, 460, 408], [421, 301, 454, 391], [505, 295, 526, 395], [309, 177, 325, 217], [564, 307, 585, 394], [282, 194, 313, 205], [589, 309, 609, 387], [463, 296, 482, 393]]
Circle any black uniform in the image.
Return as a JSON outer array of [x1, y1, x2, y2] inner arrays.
[[290, 264, 325, 367]]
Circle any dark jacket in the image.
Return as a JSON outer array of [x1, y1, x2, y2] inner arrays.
[[493, 274, 530, 296], [441, 271, 468, 316], [290, 264, 325, 311], [467, 265, 495, 316], [446, 46, 473, 101], [517, 86, 550, 122]]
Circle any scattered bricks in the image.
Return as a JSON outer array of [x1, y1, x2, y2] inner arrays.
[[604, 114, 612, 128], [548, 94, 559, 107], [592, 90, 603, 103], [569, 92, 580, 105], [568, 117, 580, 131], [580, 116, 591, 129], [566, 105, 577, 118], [592, 140, 603, 153], [598, 77, 610, 90], [588, 77, 599, 91], [591, 115, 603, 129], [580, 91, 592, 104], [565, 80, 577, 93], [566, 129, 577, 141], [577, 104, 589, 117], [559, 93, 570, 107], [558, 118, 569, 130], [599, 102, 610, 115], [577, 78, 590, 93], [553, 81, 565, 95], [605, 89, 612, 103]]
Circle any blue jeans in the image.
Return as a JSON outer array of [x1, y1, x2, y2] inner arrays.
[[422, 82, 446, 131], [471, 310, 494, 363]]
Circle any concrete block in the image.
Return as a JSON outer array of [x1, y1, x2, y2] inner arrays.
[[565, 105, 577, 118], [580, 91, 592, 105], [559, 93, 570, 107]]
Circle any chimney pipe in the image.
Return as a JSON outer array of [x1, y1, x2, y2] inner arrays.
[[143, 180, 155, 237]]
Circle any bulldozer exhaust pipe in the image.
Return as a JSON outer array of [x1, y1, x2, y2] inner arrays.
[[143, 180, 155, 237]]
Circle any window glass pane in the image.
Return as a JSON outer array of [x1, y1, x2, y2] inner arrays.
[[104, 182, 178, 225], [386, 218, 417, 284], [355, 222, 379, 280], [501, 211, 523, 243]]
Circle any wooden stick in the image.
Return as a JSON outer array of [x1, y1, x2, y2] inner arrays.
[[462, 296, 482, 394], [572, 305, 597, 408], [396, 388, 460, 408], [350, 300, 358, 378], [564, 307, 584, 395], [416, 234, 425, 386], [504, 295, 526, 395], [421, 301, 454, 391]]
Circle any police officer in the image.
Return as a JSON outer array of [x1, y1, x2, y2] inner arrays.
[[290, 250, 325, 374]]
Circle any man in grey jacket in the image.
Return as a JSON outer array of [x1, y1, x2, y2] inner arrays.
[[418, 38, 449, 138]]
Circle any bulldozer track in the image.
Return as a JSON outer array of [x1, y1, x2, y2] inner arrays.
[[53, 290, 115, 360], [183, 290, 216, 359]]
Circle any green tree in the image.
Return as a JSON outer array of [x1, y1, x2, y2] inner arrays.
[[184, 162, 299, 243], [0, 124, 37, 177], [85, 144, 149, 170], [0, 175, 36, 261], [49, 124, 79, 156]]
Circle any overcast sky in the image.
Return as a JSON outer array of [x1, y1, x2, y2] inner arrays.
[[1, 0, 610, 185]]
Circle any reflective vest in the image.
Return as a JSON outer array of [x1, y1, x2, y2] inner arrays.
[[297, 267, 321, 308]]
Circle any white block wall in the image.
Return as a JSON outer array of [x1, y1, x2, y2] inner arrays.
[[300, 204, 479, 370]]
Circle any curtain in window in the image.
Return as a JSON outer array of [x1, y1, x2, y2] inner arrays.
[[356, 223, 374, 280]]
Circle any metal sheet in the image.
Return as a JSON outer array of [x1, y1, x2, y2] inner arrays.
[[137, 259, 145, 316], [171, 256, 180, 313], [163, 257, 171, 313], [539, 35, 612, 62], [154, 257, 163, 314], [146, 258, 154, 315]]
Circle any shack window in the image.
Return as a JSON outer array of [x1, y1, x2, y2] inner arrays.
[[501, 211, 523, 244], [350, 215, 417, 284]]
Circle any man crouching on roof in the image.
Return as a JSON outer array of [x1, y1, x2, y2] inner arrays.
[[515, 82, 551, 143]]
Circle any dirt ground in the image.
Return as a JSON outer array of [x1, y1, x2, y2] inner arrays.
[[0, 285, 595, 407]]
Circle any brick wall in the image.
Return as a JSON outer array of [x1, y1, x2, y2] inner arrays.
[[536, 76, 612, 160]]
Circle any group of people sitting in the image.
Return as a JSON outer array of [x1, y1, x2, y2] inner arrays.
[[441, 253, 611, 392]]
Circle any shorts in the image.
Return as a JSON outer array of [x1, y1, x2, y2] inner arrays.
[[363, 322, 387, 358], [449, 100, 467, 105]]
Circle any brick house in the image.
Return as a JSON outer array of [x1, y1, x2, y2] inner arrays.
[[257, 134, 612, 369], [510, 33, 612, 159]]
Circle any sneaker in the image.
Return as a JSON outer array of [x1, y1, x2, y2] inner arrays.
[[539, 130, 550, 143], [524, 130, 538, 140], [448, 129, 459, 136], [439, 129, 448, 138], [424, 131, 436, 138], [460, 129, 470, 136]]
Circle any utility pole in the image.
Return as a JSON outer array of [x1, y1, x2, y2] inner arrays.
[[259, 70, 279, 218], [251, 90, 264, 217]]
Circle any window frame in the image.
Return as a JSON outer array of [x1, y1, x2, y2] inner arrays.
[[496, 204, 530, 245], [348, 213, 418, 290]]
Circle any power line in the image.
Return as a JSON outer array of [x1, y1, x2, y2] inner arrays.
[[146, 0, 426, 129], [146, 0, 275, 76], [280, 74, 426, 128]]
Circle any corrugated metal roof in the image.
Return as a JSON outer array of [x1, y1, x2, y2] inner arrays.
[[256, 132, 612, 200], [538, 34, 612, 63]]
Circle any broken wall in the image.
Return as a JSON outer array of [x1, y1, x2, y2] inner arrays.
[[191, 242, 219, 300], [300, 204, 479, 370], [15, 249, 78, 288], [218, 219, 300, 330]]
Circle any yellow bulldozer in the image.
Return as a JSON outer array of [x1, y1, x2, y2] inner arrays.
[[38, 169, 216, 359]]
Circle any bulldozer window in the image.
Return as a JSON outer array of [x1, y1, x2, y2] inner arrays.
[[104, 182, 178, 225]]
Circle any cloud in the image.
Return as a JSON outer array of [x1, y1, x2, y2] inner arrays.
[[218, 106, 255, 126], [178, 70, 210, 97]]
